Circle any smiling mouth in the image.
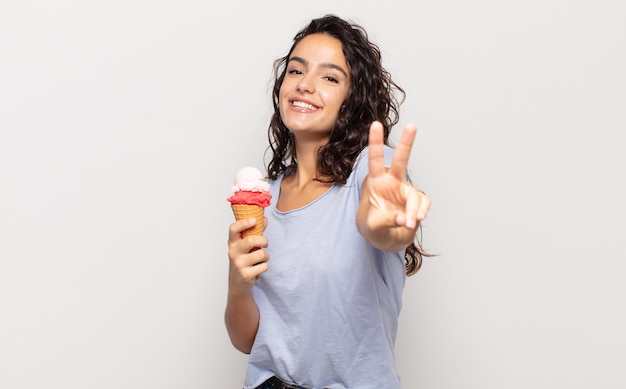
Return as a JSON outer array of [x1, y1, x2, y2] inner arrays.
[[292, 100, 318, 110]]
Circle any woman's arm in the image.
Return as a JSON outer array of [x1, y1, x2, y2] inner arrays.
[[224, 217, 269, 354], [225, 292, 260, 354], [356, 121, 430, 252]]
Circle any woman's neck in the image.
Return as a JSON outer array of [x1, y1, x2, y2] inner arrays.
[[278, 162, 333, 211], [291, 139, 329, 185]]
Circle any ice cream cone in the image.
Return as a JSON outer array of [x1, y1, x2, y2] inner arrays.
[[231, 203, 265, 238]]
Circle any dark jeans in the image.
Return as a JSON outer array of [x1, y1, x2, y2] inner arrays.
[[255, 376, 309, 389]]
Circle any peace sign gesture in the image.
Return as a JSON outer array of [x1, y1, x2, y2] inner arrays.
[[356, 121, 431, 252]]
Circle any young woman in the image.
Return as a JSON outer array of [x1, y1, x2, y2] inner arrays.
[[226, 14, 431, 389]]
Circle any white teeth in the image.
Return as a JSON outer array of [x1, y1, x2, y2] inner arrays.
[[292, 101, 317, 110]]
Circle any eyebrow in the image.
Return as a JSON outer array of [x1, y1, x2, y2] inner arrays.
[[288, 56, 349, 78]]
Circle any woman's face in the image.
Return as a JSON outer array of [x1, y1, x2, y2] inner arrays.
[[279, 33, 351, 141]]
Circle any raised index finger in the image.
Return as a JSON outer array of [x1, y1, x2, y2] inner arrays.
[[388, 123, 417, 180], [368, 121, 386, 178]]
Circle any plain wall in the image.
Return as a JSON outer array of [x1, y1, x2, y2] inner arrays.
[[1, 0, 625, 388]]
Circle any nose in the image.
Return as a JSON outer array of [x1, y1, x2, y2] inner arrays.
[[296, 74, 315, 94]]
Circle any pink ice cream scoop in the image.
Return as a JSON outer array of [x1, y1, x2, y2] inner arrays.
[[227, 167, 272, 207]]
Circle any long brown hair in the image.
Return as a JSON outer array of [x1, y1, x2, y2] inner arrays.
[[265, 15, 432, 275]]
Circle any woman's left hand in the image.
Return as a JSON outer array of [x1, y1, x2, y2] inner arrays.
[[356, 121, 431, 251]]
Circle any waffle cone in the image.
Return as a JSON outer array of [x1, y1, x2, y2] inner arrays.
[[231, 204, 265, 238]]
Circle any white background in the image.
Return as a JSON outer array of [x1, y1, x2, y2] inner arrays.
[[1, 0, 625, 388]]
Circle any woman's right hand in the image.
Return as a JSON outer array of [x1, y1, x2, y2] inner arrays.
[[227, 217, 269, 297]]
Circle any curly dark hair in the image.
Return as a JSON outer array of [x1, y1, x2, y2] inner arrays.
[[265, 14, 431, 275]]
